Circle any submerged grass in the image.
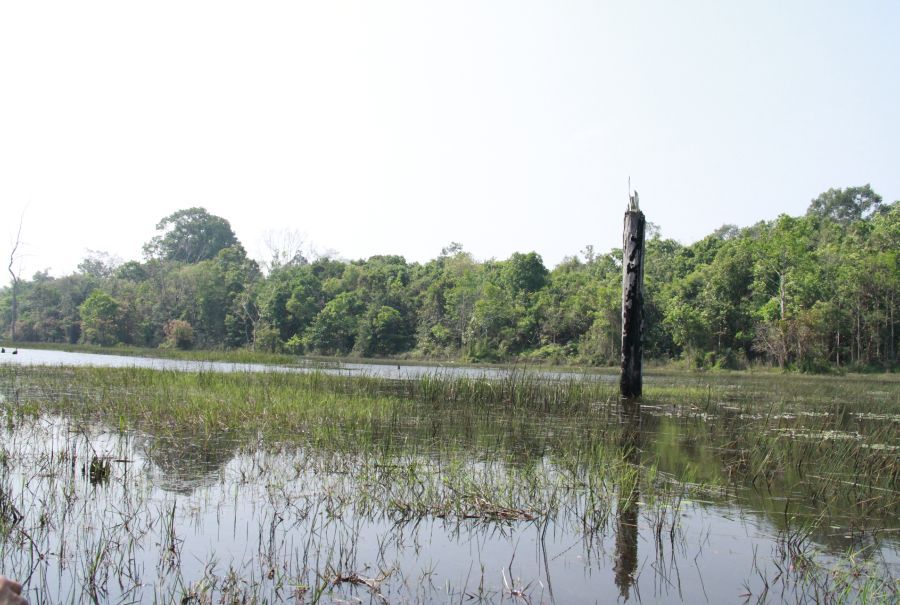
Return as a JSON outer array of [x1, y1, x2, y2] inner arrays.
[[0, 364, 896, 519], [0, 362, 897, 603]]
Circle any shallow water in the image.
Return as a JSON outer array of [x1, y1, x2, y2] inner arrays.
[[0, 347, 618, 383], [0, 417, 843, 603], [0, 347, 332, 373], [0, 361, 897, 603]]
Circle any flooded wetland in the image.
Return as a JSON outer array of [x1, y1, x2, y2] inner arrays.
[[0, 360, 897, 604]]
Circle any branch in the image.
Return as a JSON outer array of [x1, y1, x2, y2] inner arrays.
[[8, 211, 24, 285]]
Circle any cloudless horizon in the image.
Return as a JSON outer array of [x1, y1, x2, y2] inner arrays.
[[2, 1, 898, 285]]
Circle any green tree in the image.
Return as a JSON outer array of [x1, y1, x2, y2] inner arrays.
[[216, 246, 262, 347], [830, 203, 899, 367], [2, 184, 894, 371], [144, 207, 239, 263], [806, 184, 883, 225], [356, 305, 409, 356], [466, 282, 519, 359], [304, 292, 363, 355], [537, 257, 595, 346], [697, 236, 756, 358], [442, 251, 482, 349], [752, 215, 818, 321], [502, 252, 548, 294], [252, 321, 282, 353], [163, 319, 195, 349], [79, 289, 121, 346]]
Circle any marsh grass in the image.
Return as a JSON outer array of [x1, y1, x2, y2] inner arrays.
[[0, 363, 897, 603], [0, 365, 895, 524], [740, 514, 900, 605]]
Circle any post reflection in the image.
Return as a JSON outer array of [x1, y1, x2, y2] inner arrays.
[[614, 399, 641, 600]]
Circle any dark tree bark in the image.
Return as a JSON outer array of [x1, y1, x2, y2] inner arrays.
[[620, 203, 645, 399]]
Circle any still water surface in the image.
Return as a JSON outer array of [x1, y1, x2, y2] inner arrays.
[[5, 413, 875, 604], [0, 347, 609, 381], [0, 350, 896, 603]]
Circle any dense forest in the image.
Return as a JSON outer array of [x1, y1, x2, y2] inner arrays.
[[2, 185, 897, 371]]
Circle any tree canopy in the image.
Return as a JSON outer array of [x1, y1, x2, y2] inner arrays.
[[2, 188, 897, 372], [143, 207, 240, 263], [806, 184, 883, 225]]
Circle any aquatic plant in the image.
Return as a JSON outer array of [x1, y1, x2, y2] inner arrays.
[[0, 363, 896, 603]]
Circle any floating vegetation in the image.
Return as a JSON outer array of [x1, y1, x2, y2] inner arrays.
[[854, 412, 900, 422], [860, 443, 900, 452], [769, 428, 864, 441]]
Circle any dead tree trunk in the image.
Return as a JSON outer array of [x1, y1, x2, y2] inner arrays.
[[7, 214, 24, 342], [620, 193, 645, 400]]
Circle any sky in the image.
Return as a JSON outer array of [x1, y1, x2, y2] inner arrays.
[[1, 1, 898, 285]]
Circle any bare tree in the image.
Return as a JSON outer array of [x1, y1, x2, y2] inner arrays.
[[261, 229, 309, 273], [7, 213, 24, 341]]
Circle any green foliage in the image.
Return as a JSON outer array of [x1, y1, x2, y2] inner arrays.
[[163, 319, 195, 350], [356, 305, 410, 356], [502, 251, 548, 294], [304, 292, 363, 355], [806, 184, 883, 225], [79, 289, 121, 346], [144, 207, 240, 263], [523, 342, 572, 364], [252, 321, 282, 353], [284, 334, 305, 354], [1, 195, 897, 370]]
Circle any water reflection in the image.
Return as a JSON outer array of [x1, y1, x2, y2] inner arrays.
[[134, 430, 240, 493], [614, 399, 641, 600], [1, 363, 897, 603], [0, 408, 896, 604]]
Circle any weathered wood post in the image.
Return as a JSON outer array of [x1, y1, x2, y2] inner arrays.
[[620, 191, 645, 399]]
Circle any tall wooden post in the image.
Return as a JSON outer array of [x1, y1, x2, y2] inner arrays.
[[620, 191, 645, 399]]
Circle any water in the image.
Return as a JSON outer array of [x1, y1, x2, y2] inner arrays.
[[0, 347, 334, 373], [4, 415, 882, 605], [0, 357, 897, 603], [0, 347, 614, 382]]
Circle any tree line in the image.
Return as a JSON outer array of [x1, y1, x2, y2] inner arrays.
[[2, 187, 897, 371]]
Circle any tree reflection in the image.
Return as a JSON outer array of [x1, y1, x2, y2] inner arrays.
[[134, 430, 239, 494]]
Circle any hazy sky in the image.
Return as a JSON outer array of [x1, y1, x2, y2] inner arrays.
[[2, 1, 898, 285]]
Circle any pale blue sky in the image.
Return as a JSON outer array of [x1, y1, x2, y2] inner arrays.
[[1, 1, 898, 284]]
